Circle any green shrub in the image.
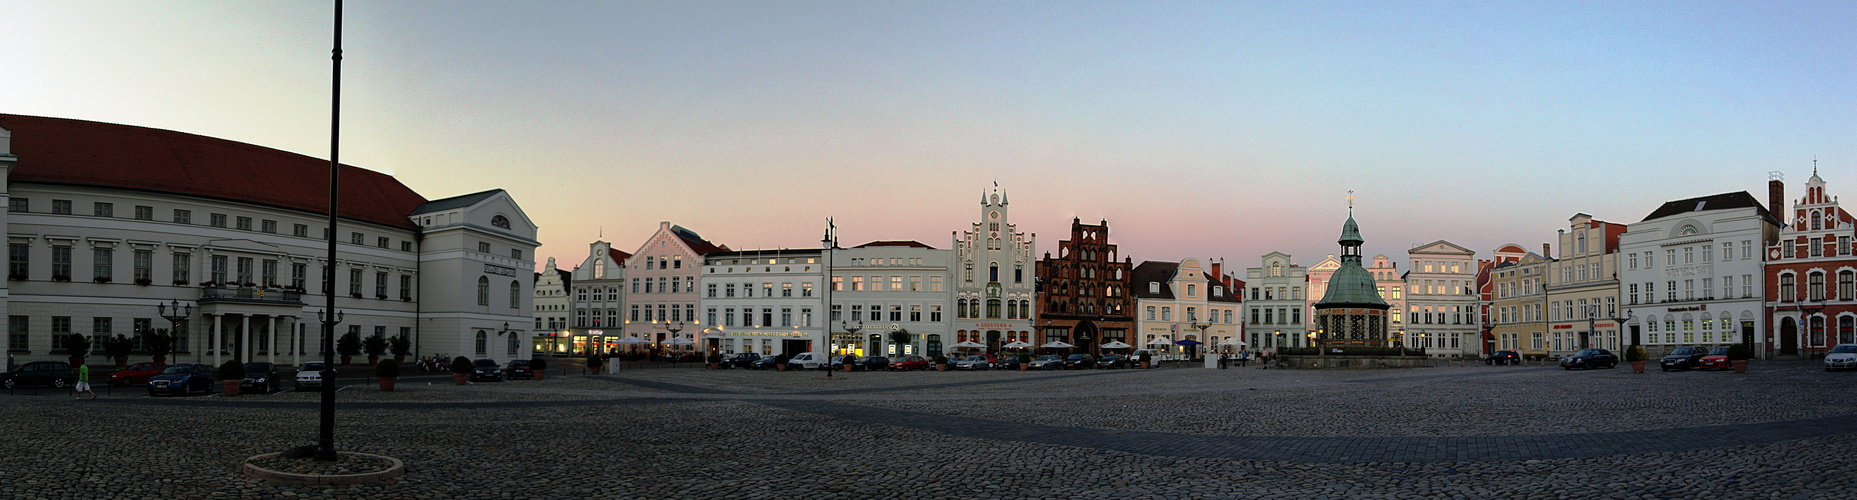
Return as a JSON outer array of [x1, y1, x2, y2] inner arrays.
[[219, 360, 246, 379], [449, 356, 474, 374], [389, 335, 412, 357], [1726, 343, 1754, 361], [375, 358, 401, 378], [842, 354, 858, 366], [775, 354, 791, 365], [101, 335, 135, 359], [362, 334, 389, 358], [1138, 351, 1152, 363], [530, 357, 548, 371], [145, 329, 175, 360], [587, 352, 604, 368], [1625, 345, 1648, 362], [337, 332, 363, 357], [932, 354, 948, 365], [707, 353, 723, 364]]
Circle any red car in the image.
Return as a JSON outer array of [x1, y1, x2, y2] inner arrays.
[[1698, 347, 1732, 370], [107, 362, 169, 386], [887, 356, 929, 371]]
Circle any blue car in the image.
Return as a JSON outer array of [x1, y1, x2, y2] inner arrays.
[[146, 364, 216, 396]]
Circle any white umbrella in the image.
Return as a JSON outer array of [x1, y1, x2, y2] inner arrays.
[[1220, 338, 1246, 347], [1040, 341, 1074, 349], [1146, 337, 1175, 346], [952, 341, 987, 349], [1003, 341, 1033, 349], [617, 337, 649, 345], [1100, 341, 1133, 349], [666, 337, 695, 346]]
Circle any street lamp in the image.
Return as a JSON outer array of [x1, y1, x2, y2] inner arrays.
[[1396, 328, 1406, 357], [157, 299, 192, 362], [1419, 331, 1428, 357], [1308, 331, 1318, 358], [832, 320, 862, 378], [1610, 309, 1635, 352]]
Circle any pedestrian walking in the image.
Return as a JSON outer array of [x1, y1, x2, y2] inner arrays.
[[74, 362, 95, 400], [1218, 353, 1229, 369], [1238, 350, 1249, 367]]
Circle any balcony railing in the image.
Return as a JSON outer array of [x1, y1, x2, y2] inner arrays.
[[198, 285, 304, 304]]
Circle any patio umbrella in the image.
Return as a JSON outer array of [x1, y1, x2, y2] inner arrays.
[[616, 337, 649, 345], [1040, 341, 1074, 349], [1100, 341, 1133, 349], [666, 337, 695, 346], [1146, 337, 1175, 346], [1175, 339, 1202, 346], [1003, 341, 1033, 349], [1219, 338, 1245, 346], [951, 341, 987, 351]]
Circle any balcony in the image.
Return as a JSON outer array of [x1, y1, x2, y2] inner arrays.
[[198, 285, 305, 305]]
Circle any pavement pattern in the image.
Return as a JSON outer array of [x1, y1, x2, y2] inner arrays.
[[3, 359, 1854, 499]]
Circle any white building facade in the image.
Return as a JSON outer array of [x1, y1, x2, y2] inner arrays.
[[531, 258, 572, 355], [830, 241, 953, 357], [951, 188, 1036, 347], [1404, 241, 1479, 356], [699, 250, 825, 358], [1244, 252, 1307, 352], [566, 241, 628, 355], [1619, 191, 1780, 357]]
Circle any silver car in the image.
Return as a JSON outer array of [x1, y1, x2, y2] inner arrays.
[[1826, 344, 1857, 371], [953, 355, 992, 370]]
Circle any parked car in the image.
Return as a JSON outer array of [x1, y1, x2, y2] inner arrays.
[[1095, 354, 1128, 369], [146, 364, 215, 396], [1825, 344, 1857, 371], [1561, 348, 1618, 370], [470, 359, 503, 382], [953, 355, 992, 370], [1698, 347, 1732, 370], [107, 362, 169, 386], [240, 362, 280, 394], [786, 353, 828, 370], [888, 356, 929, 371], [1485, 350, 1521, 365], [721, 353, 761, 369], [1660, 346, 1709, 371], [296, 361, 336, 390], [1062, 354, 1096, 369], [1028, 355, 1065, 370], [829, 355, 850, 371], [503, 359, 536, 380], [750, 356, 784, 370], [0, 361, 76, 389], [996, 355, 1029, 370], [856, 356, 891, 371]]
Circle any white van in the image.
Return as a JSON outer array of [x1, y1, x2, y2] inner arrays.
[[786, 352, 828, 370]]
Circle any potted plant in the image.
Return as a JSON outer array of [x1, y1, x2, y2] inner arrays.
[[146, 329, 174, 365], [449, 356, 473, 384], [1625, 345, 1648, 373], [65, 333, 92, 368], [1727, 344, 1753, 373], [375, 358, 400, 391], [52, 274, 72, 282], [587, 352, 605, 374], [336, 331, 362, 365], [93, 276, 112, 284], [362, 333, 388, 365], [706, 352, 723, 369], [889, 329, 912, 358], [933, 354, 949, 371], [218, 359, 245, 396], [1020, 353, 1031, 371], [101, 334, 134, 369], [842, 353, 858, 372], [390, 335, 411, 363], [134, 277, 152, 286], [775, 354, 791, 371], [1139, 351, 1152, 369], [530, 357, 548, 380]]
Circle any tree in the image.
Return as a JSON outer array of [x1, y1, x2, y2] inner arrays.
[[389, 334, 412, 358], [336, 331, 363, 358], [362, 333, 388, 359], [145, 329, 175, 362]]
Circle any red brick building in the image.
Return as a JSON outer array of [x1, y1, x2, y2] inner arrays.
[[1033, 218, 1134, 354], [1765, 170, 1857, 357]]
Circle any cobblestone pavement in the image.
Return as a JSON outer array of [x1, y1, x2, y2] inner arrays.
[[2, 360, 1854, 498]]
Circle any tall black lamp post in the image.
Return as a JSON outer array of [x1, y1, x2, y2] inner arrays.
[[158, 300, 192, 361], [833, 320, 862, 377]]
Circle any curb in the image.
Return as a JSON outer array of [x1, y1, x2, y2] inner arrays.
[[242, 451, 405, 485]]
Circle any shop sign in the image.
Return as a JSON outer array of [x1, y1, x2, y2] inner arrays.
[[485, 264, 518, 277], [1667, 304, 1708, 312], [724, 331, 811, 337]]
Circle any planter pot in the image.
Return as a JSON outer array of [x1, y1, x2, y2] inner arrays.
[[114, 356, 129, 369], [394, 355, 405, 363], [777, 365, 787, 372], [1020, 364, 1028, 371], [708, 363, 719, 370], [222, 380, 240, 397], [1141, 361, 1151, 369], [378, 377, 396, 391], [340, 356, 352, 366], [1732, 360, 1749, 373], [844, 364, 854, 372], [937, 364, 948, 372], [534, 370, 545, 380], [453, 373, 468, 385], [153, 356, 166, 365], [1630, 361, 1645, 373], [368, 356, 379, 366]]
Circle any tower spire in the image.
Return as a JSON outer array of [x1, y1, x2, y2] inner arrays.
[[1347, 190, 1355, 217]]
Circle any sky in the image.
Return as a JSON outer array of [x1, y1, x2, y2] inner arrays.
[[5, 1, 1854, 274]]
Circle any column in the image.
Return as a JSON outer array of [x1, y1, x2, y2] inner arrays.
[[211, 314, 223, 367], [240, 315, 251, 362], [292, 318, 301, 367], [269, 316, 279, 364]]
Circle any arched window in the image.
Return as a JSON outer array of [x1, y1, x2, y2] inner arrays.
[[1812, 211, 1822, 230], [986, 299, 1001, 319], [509, 280, 521, 308], [475, 330, 488, 355], [1577, 233, 1587, 254], [1780, 273, 1796, 302], [491, 215, 511, 229], [508, 334, 520, 357], [989, 263, 999, 283], [477, 276, 490, 306], [1809, 272, 1826, 301]]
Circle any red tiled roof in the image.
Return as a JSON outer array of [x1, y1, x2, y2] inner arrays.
[[670, 225, 728, 255], [0, 114, 427, 230], [854, 240, 935, 249], [607, 249, 632, 266]]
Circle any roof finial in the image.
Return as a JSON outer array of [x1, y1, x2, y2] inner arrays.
[[1347, 190, 1355, 216], [1814, 156, 1819, 176]]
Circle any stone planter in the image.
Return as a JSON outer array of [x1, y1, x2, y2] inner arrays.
[[222, 380, 240, 396], [534, 370, 545, 380], [114, 356, 129, 369], [378, 377, 396, 391], [453, 373, 468, 385], [1732, 360, 1749, 373], [1141, 361, 1151, 369], [340, 356, 352, 366], [1630, 361, 1645, 373], [937, 364, 948, 371]]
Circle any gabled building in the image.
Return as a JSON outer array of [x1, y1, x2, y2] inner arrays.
[[1543, 213, 1629, 355], [1130, 258, 1242, 358], [1490, 247, 1551, 357], [1765, 169, 1857, 358], [620, 222, 725, 355], [567, 241, 630, 355], [531, 258, 572, 355], [1405, 240, 1479, 356], [1303, 254, 1341, 338], [1368, 254, 1406, 333], [1620, 190, 1781, 357], [954, 188, 1038, 350], [1033, 218, 1131, 354], [1244, 252, 1306, 352]]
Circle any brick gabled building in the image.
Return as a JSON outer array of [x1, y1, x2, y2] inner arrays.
[[1033, 218, 1132, 355], [1765, 169, 1857, 358]]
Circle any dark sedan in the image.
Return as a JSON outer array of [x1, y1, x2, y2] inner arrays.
[[1486, 350, 1521, 365], [721, 353, 761, 369], [1061, 354, 1096, 369], [503, 359, 536, 380], [750, 356, 784, 370], [146, 364, 216, 396], [855, 356, 890, 371], [1095, 354, 1128, 369], [239, 362, 280, 394], [469, 359, 503, 382], [1660, 347, 1709, 371], [1561, 348, 1618, 370], [0, 361, 76, 389]]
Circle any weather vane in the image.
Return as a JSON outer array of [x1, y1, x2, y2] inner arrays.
[[1347, 190, 1355, 215]]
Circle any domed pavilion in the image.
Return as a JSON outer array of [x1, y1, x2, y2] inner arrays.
[[1313, 208, 1392, 347]]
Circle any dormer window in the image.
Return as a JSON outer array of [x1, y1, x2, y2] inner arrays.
[[1149, 282, 1160, 293], [492, 215, 511, 229], [1214, 286, 1223, 297], [1187, 284, 1196, 297]]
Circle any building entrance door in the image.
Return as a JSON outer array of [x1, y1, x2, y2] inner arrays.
[[985, 331, 1000, 353], [1579, 331, 1591, 349], [1781, 318, 1799, 356], [780, 339, 808, 357]]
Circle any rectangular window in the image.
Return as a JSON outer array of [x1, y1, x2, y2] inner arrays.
[[173, 253, 191, 284], [7, 315, 27, 351], [375, 271, 388, 298], [1146, 306, 1156, 321], [53, 200, 73, 215], [353, 233, 366, 245], [891, 305, 903, 321], [761, 309, 773, 328], [377, 237, 389, 249], [8, 244, 28, 279], [891, 276, 903, 291], [781, 308, 793, 327], [349, 268, 363, 296], [1666, 281, 1676, 302], [134, 250, 153, 282], [171, 209, 191, 224], [803, 282, 814, 297], [831, 304, 842, 322], [763, 283, 773, 297], [94, 202, 113, 217], [1742, 274, 1752, 298], [852, 276, 863, 291], [707, 308, 718, 326], [292, 263, 307, 288], [910, 305, 922, 322], [1628, 284, 1639, 305], [7, 198, 25, 212], [51, 316, 71, 350], [93, 248, 113, 281], [782, 283, 793, 297], [41, 246, 66, 279], [851, 305, 863, 322], [236, 257, 253, 284], [1628, 253, 1638, 270], [210, 213, 227, 227], [260, 219, 277, 233], [129, 205, 153, 221], [236, 216, 252, 231], [930, 305, 943, 322], [293, 224, 308, 237], [400, 274, 413, 299]]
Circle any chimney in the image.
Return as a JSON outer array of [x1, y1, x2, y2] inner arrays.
[[1211, 261, 1222, 279], [1769, 171, 1786, 222], [1542, 243, 1550, 257]]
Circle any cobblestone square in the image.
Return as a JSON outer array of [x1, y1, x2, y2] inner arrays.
[[4, 361, 1855, 499]]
